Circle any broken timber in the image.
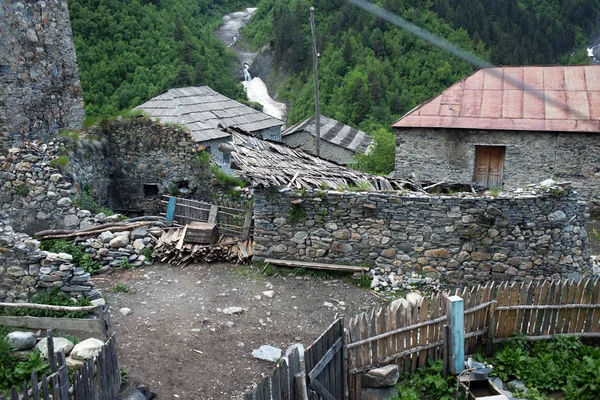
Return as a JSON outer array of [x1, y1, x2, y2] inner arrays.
[[263, 259, 369, 273], [153, 226, 253, 266]]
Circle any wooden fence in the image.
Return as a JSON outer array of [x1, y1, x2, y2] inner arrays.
[[0, 303, 111, 339], [163, 196, 253, 238], [346, 279, 600, 399], [244, 319, 347, 400], [1, 330, 120, 400], [244, 346, 302, 400]]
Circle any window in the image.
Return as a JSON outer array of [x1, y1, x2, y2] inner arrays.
[[143, 184, 159, 198]]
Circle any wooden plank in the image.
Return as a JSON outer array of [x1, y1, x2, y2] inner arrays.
[[527, 282, 542, 336], [556, 280, 570, 334], [41, 375, 49, 400], [263, 259, 369, 272], [208, 205, 218, 223], [418, 298, 429, 368], [587, 280, 600, 333], [494, 282, 507, 340], [280, 358, 290, 400], [368, 309, 378, 366], [0, 316, 106, 334], [359, 313, 370, 371], [308, 338, 342, 382], [505, 282, 520, 337], [242, 203, 254, 240], [533, 281, 550, 336], [31, 370, 40, 400], [578, 280, 594, 333], [568, 281, 585, 333]]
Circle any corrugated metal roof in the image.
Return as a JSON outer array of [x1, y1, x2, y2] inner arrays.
[[392, 65, 600, 133], [282, 115, 373, 153], [134, 86, 284, 143]]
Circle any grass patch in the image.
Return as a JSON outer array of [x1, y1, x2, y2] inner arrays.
[[48, 155, 70, 168], [111, 283, 132, 293], [591, 228, 600, 243], [288, 203, 306, 224], [13, 183, 30, 197]]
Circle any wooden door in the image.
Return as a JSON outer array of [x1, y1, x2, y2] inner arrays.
[[474, 146, 505, 187]]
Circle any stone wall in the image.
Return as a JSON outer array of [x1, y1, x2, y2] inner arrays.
[[253, 186, 592, 286], [282, 131, 357, 166], [0, 0, 84, 150], [395, 128, 600, 211], [0, 117, 211, 235], [76, 117, 211, 215]]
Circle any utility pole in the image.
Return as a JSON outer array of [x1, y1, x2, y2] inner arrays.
[[309, 7, 321, 157]]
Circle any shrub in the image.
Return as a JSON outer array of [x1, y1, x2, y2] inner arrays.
[[0, 340, 50, 395], [40, 239, 102, 275]]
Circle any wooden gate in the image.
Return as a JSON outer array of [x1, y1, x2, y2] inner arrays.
[[305, 319, 346, 400], [474, 146, 505, 187]]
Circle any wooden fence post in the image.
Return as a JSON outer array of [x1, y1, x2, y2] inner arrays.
[[166, 197, 177, 225], [486, 301, 496, 356], [242, 203, 254, 240], [446, 295, 464, 375]]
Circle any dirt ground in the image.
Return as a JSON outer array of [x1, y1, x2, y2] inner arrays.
[[94, 263, 386, 399]]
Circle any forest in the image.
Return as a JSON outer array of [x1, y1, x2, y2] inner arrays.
[[68, 0, 599, 173], [68, 0, 257, 117]]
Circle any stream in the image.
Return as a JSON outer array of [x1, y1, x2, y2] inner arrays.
[[215, 8, 287, 121]]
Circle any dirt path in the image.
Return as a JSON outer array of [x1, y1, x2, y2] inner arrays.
[[95, 263, 385, 399]]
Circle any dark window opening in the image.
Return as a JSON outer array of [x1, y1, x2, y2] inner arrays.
[[143, 183, 159, 198]]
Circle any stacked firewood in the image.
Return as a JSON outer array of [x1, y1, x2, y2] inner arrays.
[[152, 227, 253, 266]]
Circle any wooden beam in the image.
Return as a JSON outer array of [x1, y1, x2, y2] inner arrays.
[[0, 316, 106, 334], [166, 197, 177, 225], [447, 295, 465, 375], [264, 259, 369, 273]]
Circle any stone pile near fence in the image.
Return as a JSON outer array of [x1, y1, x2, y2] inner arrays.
[[80, 224, 161, 272], [254, 182, 592, 286], [36, 250, 99, 299]]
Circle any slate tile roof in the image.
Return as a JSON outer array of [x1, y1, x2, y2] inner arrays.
[[134, 86, 284, 142], [392, 65, 600, 133], [283, 115, 373, 154]]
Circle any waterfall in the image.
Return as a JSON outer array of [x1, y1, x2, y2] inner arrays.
[[243, 63, 252, 81]]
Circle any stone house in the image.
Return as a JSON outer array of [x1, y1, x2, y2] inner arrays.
[[135, 86, 284, 171], [393, 65, 600, 210], [282, 115, 373, 165]]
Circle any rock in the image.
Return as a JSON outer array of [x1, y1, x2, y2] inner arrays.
[[57, 197, 72, 207], [131, 228, 148, 240], [361, 365, 400, 388], [406, 292, 423, 306], [91, 298, 106, 306], [70, 338, 104, 361], [263, 290, 275, 298], [63, 214, 80, 228], [7, 331, 36, 350], [36, 337, 75, 358], [133, 239, 145, 251], [223, 307, 244, 315], [109, 235, 129, 248], [66, 356, 84, 367], [99, 231, 115, 243], [24, 239, 40, 251], [548, 210, 567, 222], [252, 345, 282, 362], [120, 308, 132, 316], [361, 387, 398, 400]]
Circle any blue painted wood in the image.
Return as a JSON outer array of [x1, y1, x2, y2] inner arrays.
[[447, 295, 465, 375], [166, 197, 177, 225]]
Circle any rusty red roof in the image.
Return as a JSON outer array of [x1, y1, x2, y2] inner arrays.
[[392, 65, 600, 133]]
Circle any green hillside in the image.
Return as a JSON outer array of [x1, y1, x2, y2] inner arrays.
[[68, 0, 256, 117]]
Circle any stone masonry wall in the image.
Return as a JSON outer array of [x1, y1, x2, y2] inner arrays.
[[395, 128, 600, 212], [75, 117, 211, 215], [0, 117, 210, 235], [0, 0, 85, 150], [253, 187, 592, 286]]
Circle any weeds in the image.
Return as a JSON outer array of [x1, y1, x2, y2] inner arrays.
[[119, 259, 135, 270], [13, 183, 30, 197], [140, 248, 153, 260], [49, 155, 70, 169], [40, 239, 102, 274], [111, 283, 132, 293], [288, 203, 306, 224], [73, 183, 115, 215]]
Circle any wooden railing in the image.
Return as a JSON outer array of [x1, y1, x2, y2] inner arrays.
[[346, 279, 600, 399], [162, 195, 253, 238]]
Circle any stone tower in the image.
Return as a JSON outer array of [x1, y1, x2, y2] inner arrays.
[[0, 0, 85, 149]]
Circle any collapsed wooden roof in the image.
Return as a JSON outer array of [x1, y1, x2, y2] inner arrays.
[[224, 131, 404, 190]]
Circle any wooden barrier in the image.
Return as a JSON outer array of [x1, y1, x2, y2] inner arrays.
[[346, 279, 600, 399], [0, 303, 110, 338]]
